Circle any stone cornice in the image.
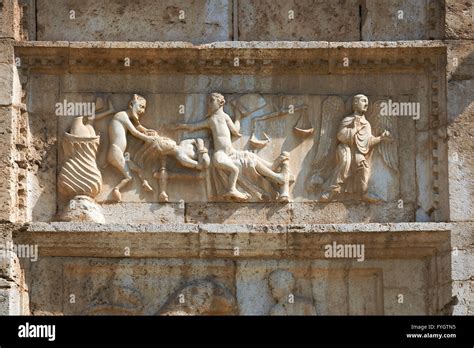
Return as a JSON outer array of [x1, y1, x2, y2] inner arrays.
[[13, 41, 446, 74], [14, 222, 451, 260]]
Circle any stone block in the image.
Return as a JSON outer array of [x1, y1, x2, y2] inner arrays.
[[361, 0, 443, 40], [36, 0, 232, 43], [446, 43, 474, 222], [238, 0, 360, 41], [445, 0, 474, 39], [0, 0, 22, 39]]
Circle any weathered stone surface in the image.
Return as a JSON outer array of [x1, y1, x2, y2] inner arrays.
[[28, 257, 236, 315], [361, 0, 443, 40], [13, 42, 447, 224], [445, 0, 474, 39], [446, 41, 474, 222], [0, 106, 17, 222], [0, 40, 22, 223], [0, 223, 29, 315], [22, 253, 452, 315], [16, 222, 451, 260], [0, 40, 17, 106], [36, 0, 232, 43], [0, 0, 472, 319], [0, 0, 22, 40], [238, 0, 360, 41], [452, 280, 473, 315]]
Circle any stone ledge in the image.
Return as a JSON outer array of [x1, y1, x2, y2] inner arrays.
[[13, 40, 447, 50], [23, 221, 451, 233], [13, 222, 451, 259], [12, 40, 447, 75]]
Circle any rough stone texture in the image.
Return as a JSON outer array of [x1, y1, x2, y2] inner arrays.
[[0, 0, 21, 40], [0, 0, 473, 317], [13, 42, 447, 224], [17, 222, 451, 315], [31, 0, 448, 42], [186, 202, 415, 224], [15, 222, 451, 261], [0, 39, 22, 223], [445, 37, 474, 315], [0, 223, 29, 315], [445, 0, 474, 40], [238, 0, 360, 41], [361, 0, 443, 40], [36, 0, 232, 43], [446, 41, 474, 222]]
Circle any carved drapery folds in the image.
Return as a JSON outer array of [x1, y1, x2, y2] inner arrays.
[[308, 95, 398, 203]]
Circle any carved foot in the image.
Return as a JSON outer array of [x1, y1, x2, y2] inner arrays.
[[278, 194, 290, 203], [223, 189, 250, 202], [195, 153, 210, 171], [196, 139, 210, 170], [159, 192, 169, 202], [112, 188, 122, 203], [319, 191, 334, 202], [142, 180, 153, 192]]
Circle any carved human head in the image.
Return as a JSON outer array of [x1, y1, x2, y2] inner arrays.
[[268, 269, 296, 301], [353, 94, 369, 114], [208, 93, 225, 114], [129, 94, 147, 119]]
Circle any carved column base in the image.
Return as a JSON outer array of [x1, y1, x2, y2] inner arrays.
[[59, 195, 105, 223]]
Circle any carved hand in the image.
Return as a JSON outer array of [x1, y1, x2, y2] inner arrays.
[[381, 130, 393, 142], [354, 116, 362, 129], [145, 129, 158, 136]]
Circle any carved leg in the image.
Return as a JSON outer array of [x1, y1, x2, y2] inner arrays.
[[277, 156, 291, 203], [357, 161, 380, 203], [196, 139, 210, 170], [129, 159, 153, 192], [213, 152, 248, 201], [255, 159, 286, 185], [153, 157, 169, 202], [319, 144, 352, 202], [174, 146, 199, 169], [108, 145, 133, 202]]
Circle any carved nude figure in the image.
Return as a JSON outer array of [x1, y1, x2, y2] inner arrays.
[[92, 94, 156, 202], [95, 94, 211, 202], [178, 93, 291, 202]]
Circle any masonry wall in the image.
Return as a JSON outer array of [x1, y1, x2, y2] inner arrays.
[[0, 0, 472, 315], [444, 0, 474, 315]]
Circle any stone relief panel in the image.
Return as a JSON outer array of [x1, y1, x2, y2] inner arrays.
[[308, 95, 398, 203], [55, 93, 414, 211], [25, 257, 440, 315], [58, 260, 236, 316], [236, 261, 385, 315], [157, 278, 237, 315], [267, 269, 317, 315], [17, 42, 448, 222]]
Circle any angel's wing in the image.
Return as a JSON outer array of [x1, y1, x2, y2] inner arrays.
[[308, 96, 345, 189], [368, 99, 399, 172]]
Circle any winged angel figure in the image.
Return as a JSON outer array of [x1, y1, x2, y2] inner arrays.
[[308, 94, 398, 203]]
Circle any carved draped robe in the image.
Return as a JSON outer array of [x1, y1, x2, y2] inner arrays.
[[325, 113, 378, 195]]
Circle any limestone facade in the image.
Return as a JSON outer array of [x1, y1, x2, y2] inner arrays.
[[0, 0, 472, 315]]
